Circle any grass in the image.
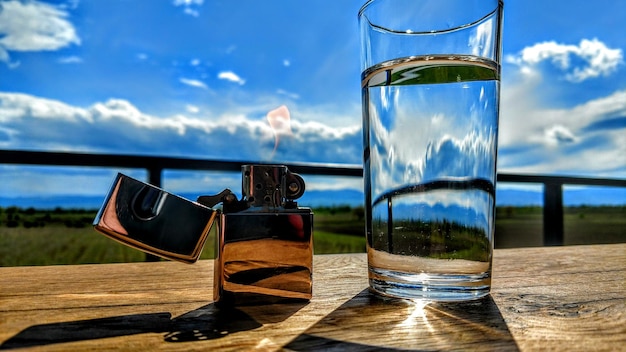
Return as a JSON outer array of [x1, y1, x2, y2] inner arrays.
[[0, 226, 146, 266], [313, 230, 366, 254], [495, 206, 626, 248], [1, 205, 624, 266], [0, 206, 368, 266]]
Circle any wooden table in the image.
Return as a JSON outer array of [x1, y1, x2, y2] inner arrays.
[[1, 244, 624, 351]]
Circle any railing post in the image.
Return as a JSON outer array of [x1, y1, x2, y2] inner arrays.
[[148, 167, 162, 187], [543, 182, 564, 246], [387, 197, 393, 254], [145, 167, 163, 262]]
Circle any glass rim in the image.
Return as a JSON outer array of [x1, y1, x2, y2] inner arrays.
[[358, 0, 503, 35]]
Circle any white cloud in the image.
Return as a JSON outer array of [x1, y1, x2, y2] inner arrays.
[[179, 78, 207, 89], [502, 86, 626, 147], [370, 125, 497, 200], [283, 59, 291, 67], [0, 0, 80, 65], [190, 58, 200, 66], [58, 0, 79, 10], [218, 71, 246, 85], [0, 92, 361, 165], [469, 18, 495, 58], [0, 92, 90, 123], [183, 8, 199, 17], [186, 104, 199, 114], [173, 0, 203, 5], [500, 86, 626, 177], [57, 55, 82, 64], [0, 49, 18, 68], [276, 89, 300, 100], [172, 0, 203, 16], [500, 37, 626, 178], [506, 38, 623, 82], [305, 175, 362, 192], [544, 125, 577, 146]]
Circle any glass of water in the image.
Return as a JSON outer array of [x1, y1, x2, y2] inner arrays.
[[359, 0, 503, 301]]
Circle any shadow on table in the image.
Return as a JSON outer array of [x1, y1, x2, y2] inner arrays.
[[285, 289, 519, 351], [0, 302, 306, 349]]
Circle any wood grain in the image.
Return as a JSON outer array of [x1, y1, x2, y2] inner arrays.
[[0, 244, 624, 351]]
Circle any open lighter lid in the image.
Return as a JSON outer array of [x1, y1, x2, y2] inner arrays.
[[93, 173, 218, 264]]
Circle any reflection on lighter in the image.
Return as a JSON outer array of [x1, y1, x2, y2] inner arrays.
[[93, 164, 313, 306]]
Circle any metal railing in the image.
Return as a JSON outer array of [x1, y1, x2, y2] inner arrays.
[[2, 149, 625, 246]]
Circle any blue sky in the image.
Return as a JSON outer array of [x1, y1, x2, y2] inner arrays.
[[0, 0, 625, 205]]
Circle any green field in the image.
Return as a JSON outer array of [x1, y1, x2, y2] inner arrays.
[[0, 205, 624, 266], [0, 206, 368, 266], [494, 205, 626, 248]]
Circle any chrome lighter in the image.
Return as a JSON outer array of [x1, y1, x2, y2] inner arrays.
[[93, 165, 313, 305]]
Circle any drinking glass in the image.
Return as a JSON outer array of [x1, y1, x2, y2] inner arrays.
[[359, 0, 503, 301]]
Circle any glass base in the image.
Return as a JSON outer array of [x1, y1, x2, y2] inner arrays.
[[368, 267, 491, 302]]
